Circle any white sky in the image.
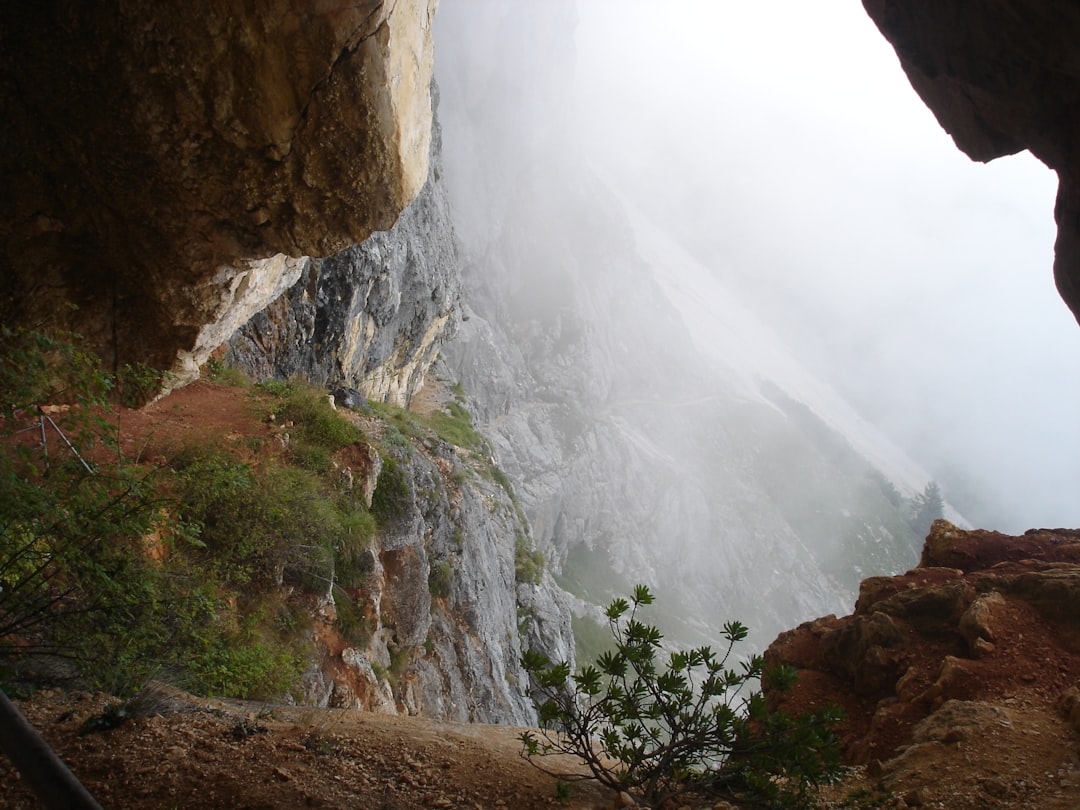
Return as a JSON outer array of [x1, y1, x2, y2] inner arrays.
[[572, 1, 1080, 530]]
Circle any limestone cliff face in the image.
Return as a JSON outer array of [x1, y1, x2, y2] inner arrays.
[[303, 408, 572, 725], [436, 0, 927, 655], [225, 85, 460, 407], [221, 84, 570, 722], [862, 1, 1080, 324], [0, 0, 436, 378]]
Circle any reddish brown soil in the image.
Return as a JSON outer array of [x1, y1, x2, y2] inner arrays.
[[0, 687, 610, 810]]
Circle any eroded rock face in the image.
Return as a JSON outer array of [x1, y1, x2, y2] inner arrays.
[[862, 1, 1080, 323], [225, 84, 459, 407], [0, 0, 436, 374], [765, 520, 1080, 764], [306, 425, 572, 725]]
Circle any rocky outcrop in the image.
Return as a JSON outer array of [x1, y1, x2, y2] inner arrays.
[[0, 0, 436, 377], [765, 520, 1080, 764], [305, 404, 572, 725], [862, 1, 1080, 324], [224, 84, 460, 407]]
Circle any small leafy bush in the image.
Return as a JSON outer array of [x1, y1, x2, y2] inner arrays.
[[520, 586, 842, 808], [370, 456, 411, 523], [116, 361, 170, 407], [429, 560, 454, 599], [515, 536, 544, 585], [425, 401, 485, 451], [0, 331, 361, 701], [332, 507, 378, 588], [171, 446, 368, 589], [256, 378, 363, 450], [185, 636, 302, 700], [203, 359, 250, 388], [332, 585, 374, 647]]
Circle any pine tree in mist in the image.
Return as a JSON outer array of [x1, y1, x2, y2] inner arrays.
[[909, 480, 945, 538]]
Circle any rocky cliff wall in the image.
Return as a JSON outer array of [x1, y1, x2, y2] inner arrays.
[[435, 1, 927, 654], [0, 0, 436, 379], [225, 84, 460, 407], [218, 81, 572, 722], [303, 402, 573, 725], [862, 1, 1080, 325], [440, 156, 919, 652]]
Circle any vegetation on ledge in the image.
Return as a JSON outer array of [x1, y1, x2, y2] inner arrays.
[[0, 329, 380, 701]]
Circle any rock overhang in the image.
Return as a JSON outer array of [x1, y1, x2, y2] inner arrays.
[[0, 0, 437, 379], [863, 0, 1080, 324]]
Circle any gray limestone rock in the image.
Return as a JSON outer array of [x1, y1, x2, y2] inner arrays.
[[325, 435, 567, 725], [225, 82, 460, 408]]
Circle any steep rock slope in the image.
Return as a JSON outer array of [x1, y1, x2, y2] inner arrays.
[[0, 0, 436, 379], [862, 1, 1080, 325], [436, 1, 944, 651], [221, 85, 573, 723], [311, 404, 568, 725]]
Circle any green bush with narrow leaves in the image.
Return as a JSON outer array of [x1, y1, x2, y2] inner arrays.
[[514, 536, 544, 585], [370, 456, 411, 522], [520, 585, 842, 808], [0, 330, 376, 700]]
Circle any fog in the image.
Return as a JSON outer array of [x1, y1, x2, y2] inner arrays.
[[438, 0, 1080, 534], [572, 1, 1080, 531]]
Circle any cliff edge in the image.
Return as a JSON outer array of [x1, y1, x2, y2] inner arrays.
[[767, 520, 1080, 807]]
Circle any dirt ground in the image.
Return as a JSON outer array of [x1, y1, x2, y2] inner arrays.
[[5, 684, 1079, 810], [0, 686, 613, 810]]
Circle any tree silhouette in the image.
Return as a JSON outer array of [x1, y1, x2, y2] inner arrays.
[[910, 480, 945, 537]]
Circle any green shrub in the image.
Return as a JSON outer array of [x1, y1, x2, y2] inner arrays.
[[185, 635, 302, 700], [116, 361, 170, 407], [203, 359, 250, 388], [425, 401, 485, 451], [371, 457, 411, 523], [515, 536, 544, 585], [289, 442, 335, 475], [383, 424, 410, 449], [0, 329, 168, 685], [520, 586, 842, 808], [0, 331, 374, 701], [0, 326, 111, 416], [172, 447, 366, 588], [256, 378, 363, 450], [333, 506, 377, 588], [332, 585, 373, 647], [429, 560, 454, 599], [488, 464, 516, 501]]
